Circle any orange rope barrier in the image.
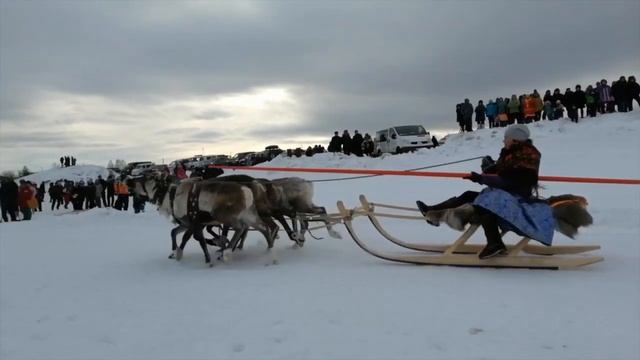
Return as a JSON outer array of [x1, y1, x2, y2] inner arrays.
[[211, 165, 640, 185]]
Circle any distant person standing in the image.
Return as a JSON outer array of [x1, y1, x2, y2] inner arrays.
[[328, 131, 342, 153], [612, 76, 630, 112], [485, 99, 497, 128], [361, 133, 374, 156], [585, 85, 598, 117], [461, 99, 473, 132], [71, 157, 77, 166], [522, 94, 537, 124], [456, 103, 464, 132], [629, 76, 640, 110], [0, 179, 19, 222], [564, 88, 578, 122], [106, 175, 115, 207], [113, 177, 129, 211], [598, 79, 614, 113], [574, 85, 586, 118], [351, 130, 363, 156], [18, 180, 36, 220], [507, 95, 520, 125], [60, 157, 64, 167], [532, 90, 543, 121], [475, 100, 486, 129], [36, 182, 45, 212], [431, 135, 439, 147], [341, 130, 352, 155]]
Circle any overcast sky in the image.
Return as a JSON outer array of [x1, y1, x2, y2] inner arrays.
[[1, 1, 638, 172]]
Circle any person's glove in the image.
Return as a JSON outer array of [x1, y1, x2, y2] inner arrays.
[[463, 171, 484, 184], [481, 156, 496, 173]]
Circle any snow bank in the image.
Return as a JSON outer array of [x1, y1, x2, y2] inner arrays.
[[19, 165, 114, 184]]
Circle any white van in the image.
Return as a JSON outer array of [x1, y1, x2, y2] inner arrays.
[[374, 125, 433, 155]]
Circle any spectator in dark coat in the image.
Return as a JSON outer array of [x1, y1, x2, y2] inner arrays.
[[612, 76, 630, 112], [36, 182, 45, 212], [328, 131, 342, 153], [351, 130, 364, 156], [564, 88, 578, 122], [629, 76, 640, 111], [341, 130, 352, 155], [475, 100, 486, 129], [0, 179, 19, 221], [71, 157, 76, 166], [59, 157, 64, 167], [574, 85, 587, 118], [461, 99, 474, 132], [543, 90, 553, 104], [431, 136, 440, 147], [106, 175, 115, 207], [551, 88, 564, 115], [50, 182, 63, 210], [456, 103, 464, 132]]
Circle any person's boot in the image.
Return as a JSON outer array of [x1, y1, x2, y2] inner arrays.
[[477, 207, 507, 259]]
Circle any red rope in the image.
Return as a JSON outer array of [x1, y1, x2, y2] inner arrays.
[[211, 165, 640, 185]]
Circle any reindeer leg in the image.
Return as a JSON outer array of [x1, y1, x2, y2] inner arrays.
[[233, 228, 249, 252], [169, 226, 185, 259], [260, 216, 279, 249], [223, 225, 247, 262], [192, 225, 212, 267], [275, 214, 299, 244], [176, 228, 193, 261]]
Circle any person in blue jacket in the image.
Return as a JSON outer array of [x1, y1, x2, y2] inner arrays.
[[485, 99, 498, 128]]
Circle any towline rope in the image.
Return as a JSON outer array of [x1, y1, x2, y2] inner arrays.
[[211, 163, 640, 185], [206, 156, 483, 183]]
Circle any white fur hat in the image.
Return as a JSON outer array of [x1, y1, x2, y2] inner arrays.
[[504, 124, 530, 141]]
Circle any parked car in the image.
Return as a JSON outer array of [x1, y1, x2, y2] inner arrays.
[[231, 151, 257, 166], [191, 154, 230, 168], [123, 161, 154, 176], [373, 125, 433, 155], [261, 145, 283, 160]]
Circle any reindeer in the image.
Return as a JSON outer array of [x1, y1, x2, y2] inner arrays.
[[271, 177, 341, 243], [133, 173, 276, 266]]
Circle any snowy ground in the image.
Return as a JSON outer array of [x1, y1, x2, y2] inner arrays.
[[2, 113, 639, 360]]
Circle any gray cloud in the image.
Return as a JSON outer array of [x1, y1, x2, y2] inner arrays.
[[1, 1, 638, 170]]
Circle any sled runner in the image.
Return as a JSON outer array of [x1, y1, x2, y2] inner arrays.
[[336, 197, 603, 270]]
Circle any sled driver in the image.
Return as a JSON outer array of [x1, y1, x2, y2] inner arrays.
[[416, 123, 555, 259]]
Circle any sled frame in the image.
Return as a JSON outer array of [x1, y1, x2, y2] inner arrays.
[[358, 195, 601, 256], [336, 200, 603, 270]]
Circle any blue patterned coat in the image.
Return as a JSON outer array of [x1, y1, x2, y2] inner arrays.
[[473, 187, 555, 245]]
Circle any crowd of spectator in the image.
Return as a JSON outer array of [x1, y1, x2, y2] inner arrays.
[[456, 75, 639, 132], [0, 174, 147, 223], [327, 130, 375, 156]]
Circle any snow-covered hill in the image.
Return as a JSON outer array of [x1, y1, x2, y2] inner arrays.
[[19, 165, 114, 184], [1, 113, 639, 360]]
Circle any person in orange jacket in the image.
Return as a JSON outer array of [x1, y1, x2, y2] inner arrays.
[[113, 177, 130, 211], [523, 94, 537, 123]]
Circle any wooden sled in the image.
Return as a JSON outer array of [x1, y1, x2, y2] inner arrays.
[[336, 200, 603, 270], [358, 195, 601, 256]]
